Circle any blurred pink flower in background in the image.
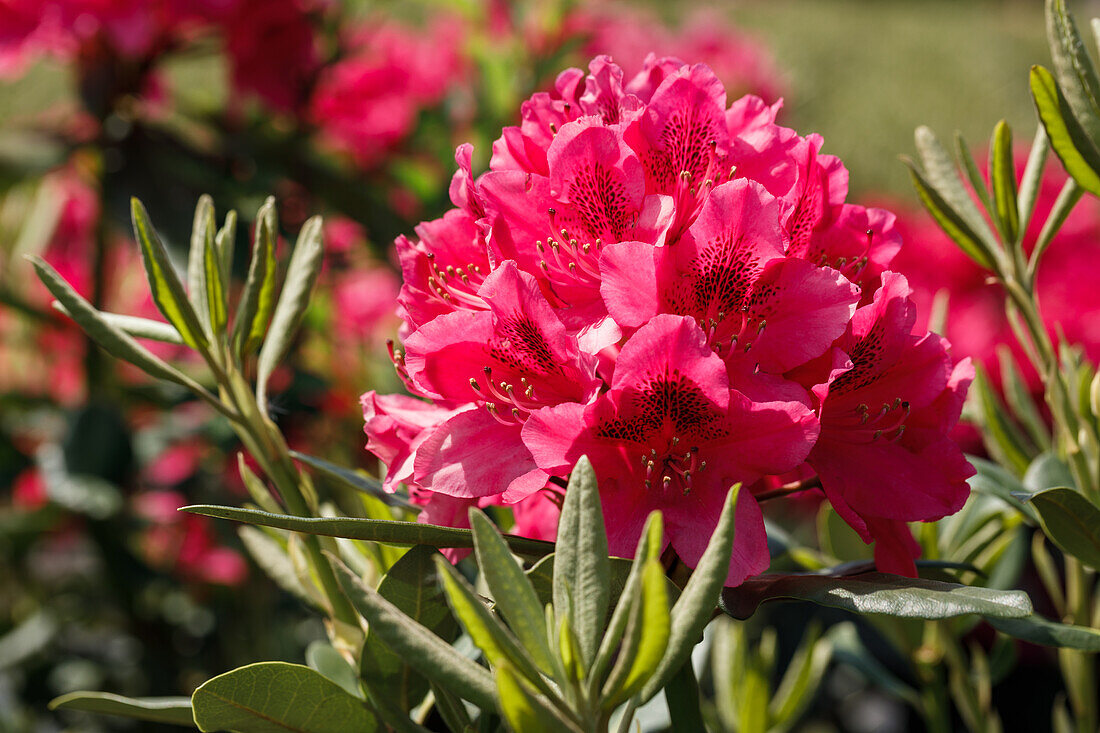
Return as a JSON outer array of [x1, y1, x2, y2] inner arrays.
[[309, 17, 466, 165], [134, 489, 248, 585]]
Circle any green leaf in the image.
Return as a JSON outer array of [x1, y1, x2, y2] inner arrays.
[[1027, 487, 1100, 570], [663, 659, 705, 733], [769, 624, 833, 727], [434, 556, 546, 686], [216, 210, 237, 285], [234, 197, 278, 358], [601, 558, 670, 707], [1030, 65, 1100, 197], [192, 662, 377, 732], [257, 215, 324, 411], [720, 571, 1033, 620], [825, 623, 921, 709], [589, 511, 664, 691], [470, 510, 554, 674], [329, 556, 497, 711], [494, 663, 578, 733], [954, 132, 993, 213], [967, 456, 1038, 521], [1023, 452, 1076, 495], [913, 127, 1000, 252], [360, 546, 457, 712], [972, 365, 1034, 475], [50, 302, 183, 344], [181, 504, 553, 557], [203, 208, 228, 335], [306, 641, 361, 698], [130, 198, 207, 351], [49, 692, 195, 727], [640, 484, 741, 703], [997, 346, 1051, 451], [990, 120, 1020, 243], [30, 257, 231, 418], [552, 456, 610, 670], [902, 157, 997, 271], [1017, 126, 1050, 239], [989, 614, 1100, 651], [1046, 0, 1100, 145], [290, 450, 413, 510], [187, 195, 215, 332], [237, 526, 318, 607], [428, 681, 474, 733]]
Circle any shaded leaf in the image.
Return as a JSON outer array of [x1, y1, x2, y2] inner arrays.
[[51, 303, 183, 344], [329, 556, 497, 711], [290, 450, 412, 510], [192, 662, 376, 732], [913, 127, 999, 253], [601, 558, 669, 707], [306, 641, 361, 698], [903, 157, 997, 270], [360, 546, 456, 712], [182, 504, 553, 557], [1017, 126, 1051, 236], [720, 571, 1032, 620], [663, 659, 705, 733], [1046, 0, 1100, 145], [50, 692, 194, 728], [1027, 487, 1100, 570], [989, 614, 1100, 651]]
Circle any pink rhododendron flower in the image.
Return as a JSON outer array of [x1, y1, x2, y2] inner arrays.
[[366, 56, 972, 582], [803, 274, 974, 576], [309, 17, 465, 165]]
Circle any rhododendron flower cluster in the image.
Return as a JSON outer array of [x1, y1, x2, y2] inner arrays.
[[363, 56, 974, 583]]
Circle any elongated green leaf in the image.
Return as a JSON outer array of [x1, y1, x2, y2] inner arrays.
[[329, 557, 497, 710], [640, 485, 741, 702], [990, 120, 1020, 243], [967, 456, 1038, 521], [1027, 487, 1100, 570], [1047, 0, 1100, 144], [50, 692, 194, 727], [290, 450, 412, 509], [954, 133, 993, 212], [602, 558, 669, 707], [360, 546, 456, 712], [495, 663, 578, 733], [257, 215, 324, 411], [914, 127, 1000, 249], [237, 526, 318, 607], [203, 211, 227, 335], [131, 198, 207, 350], [428, 681, 473, 733], [589, 511, 664, 690], [769, 624, 833, 726], [435, 557, 545, 685], [187, 195, 214, 330], [998, 346, 1051, 451], [663, 658, 705, 733], [720, 571, 1032, 620], [972, 366, 1033, 475], [553, 456, 610, 670], [1031, 65, 1100, 197], [1018, 125, 1051, 236], [30, 257, 229, 416], [216, 210, 237, 284], [51, 302, 183, 344], [1023, 452, 1076, 495], [234, 198, 278, 358], [192, 662, 377, 732], [903, 157, 997, 270], [182, 504, 553, 557], [989, 614, 1100, 651], [470, 510, 553, 674]]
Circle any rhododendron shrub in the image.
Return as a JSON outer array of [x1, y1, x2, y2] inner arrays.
[[365, 56, 974, 581]]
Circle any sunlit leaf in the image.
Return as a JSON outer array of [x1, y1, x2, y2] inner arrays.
[[720, 571, 1032, 620], [552, 456, 610, 670], [990, 120, 1020, 243], [1030, 65, 1100, 197], [182, 504, 553, 557]]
